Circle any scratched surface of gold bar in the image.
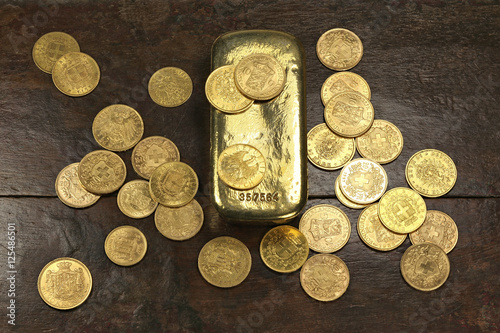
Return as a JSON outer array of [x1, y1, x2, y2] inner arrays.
[[210, 30, 307, 224]]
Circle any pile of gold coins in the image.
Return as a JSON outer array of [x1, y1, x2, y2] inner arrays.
[[34, 32, 200, 310]]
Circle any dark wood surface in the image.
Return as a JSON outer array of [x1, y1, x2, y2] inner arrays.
[[1, 1, 499, 332]]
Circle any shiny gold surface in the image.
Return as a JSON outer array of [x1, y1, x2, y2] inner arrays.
[[339, 158, 388, 205], [356, 119, 404, 164], [104, 226, 147, 266], [149, 161, 198, 207], [409, 210, 458, 254], [321, 72, 371, 105], [117, 180, 158, 219], [32, 32, 80, 74], [148, 67, 193, 107], [210, 30, 307, 224], [334, 175, 369, 210], [357, 204, 406, 251], [131, 136, 180, 180], [316, 28, 363, 71], [78, 150, 126, 195], [217, 144, 266, 190], [378, 187, 427, 234], [55, 163, 100, 208], [155, 199, 204, 241], [52, 52, 100, 97]]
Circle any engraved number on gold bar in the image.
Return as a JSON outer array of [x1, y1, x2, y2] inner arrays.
[[238, 191, 279, 202]]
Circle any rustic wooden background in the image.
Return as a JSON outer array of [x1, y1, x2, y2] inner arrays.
[[1, 0, 499, 332]]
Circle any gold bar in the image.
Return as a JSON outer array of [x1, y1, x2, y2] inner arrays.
[[210, 30, 307, 224]]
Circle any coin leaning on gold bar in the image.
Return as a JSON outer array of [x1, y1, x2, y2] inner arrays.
[[300, 254, 349, 302], [299, 204, 351, 253], [356, 119, 404, 164], [78, 150, 126, 195], [198, 236, 251, 288], [260, 225, 309, 273], [307, 123, 355, 170], [131, 136, 180, 180], [117, 180, 158, 219], [217, 144, 266, 190], [339, 158, 388, 205], [32, 32, 80, 74], [316, 28, 363, 71], [104, 226, 147, 266], [205, 65, 254, 114], [324, 91, 374, 138], [321, 72, 371, 106], [335, 175, 369, 210], [405, 149, 457, 197], [357, 204, 406, 251], [409, 210, 458, 254], [55, 163, 100, 208], [400, 243, 450, 291], [378, 187, 427, 234], [38, 257, 92, 310], [155, 199, 204, 241], [148, 67, 193, 107], [149, 161, 198, 207], [234, 53, 286, 100], [92, 104, 144, 152], [52, 51, 100, 97]]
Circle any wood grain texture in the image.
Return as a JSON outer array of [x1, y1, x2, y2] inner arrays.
[[0, 0, 499, 332]]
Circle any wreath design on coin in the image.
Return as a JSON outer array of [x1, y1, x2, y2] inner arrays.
[[344, 162, 384, 200]]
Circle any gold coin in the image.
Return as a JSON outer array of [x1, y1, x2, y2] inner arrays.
[[299, 204, 351, 253], [356, 119, 404, 164], [321, 72, 371, 106], [149, 161, 198, 207], [405, 149, 457, 197], [409, 210, 458, 254], [300, 254, 349, 301], [131, 136, 180, 180], [324, 91, 374, 138], [198, 236, 251, 288], [55, 163, 100, 208], [205, 65, 254, 113], [32, 32, 80, 74], [217, 144, 266, 190], [234, 53, 286, 100], [78, 150, 126, 195], [155, 199, 204, 241], [52, 52, 100, 97], [307, 123, 355, 170], [117, 180, 158, 219], [104, 225, 147, 266], [260, 225, 309, 273], [316, 28, 363, 71], [357, 204, 406, 251], [148, 67, 193, 107], [92, 104, 144, 152], [378, 187, 427, 234], [400, 243, 450, 291], [38, 257, 92, 310], [339, 158, 388, 205], [335, 175, 369, 210]]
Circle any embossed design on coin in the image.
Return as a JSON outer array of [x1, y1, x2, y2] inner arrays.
[[117, 180, 158, 219], [78, 150, 126, 195], [409, 210, 458, 253], [32, 32, 80, 73], [131, 136, 180, 180], [149, 161, 198, 207], [378, 187, 427, 234], [307, 123, 355, 170], [324, 91, 374, 138], [401, 243, 450, 291], [52, 52, 100, 97], [356, 119, 404, 164], [234, 53, 286, 100], [406, 149, 457, 197], [321, 72, 371, 105], [217, 144, 266, 190], [198, 236, 252, 288], [92, 104, 144, 152], [55, 163, 100, 208], [206, 65, 254, 113], [155, 199, 204, 241], [38, 257, 92, 310], [300, 254, 349, 301], [260, 225, 309, 273], [335, 175, 369, 210], [299, 204, 351, 253], [339, 158, 388, 205], [357, 204, 406, 251], [148, 67, 193, 107], [316, 28, 363, 71], [104, 226, 147, 266]]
